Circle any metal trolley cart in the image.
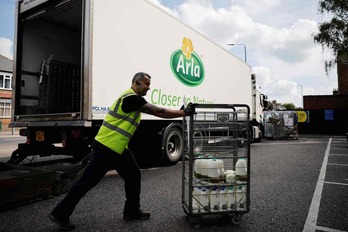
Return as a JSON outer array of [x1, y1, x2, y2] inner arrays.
[[182, 104, 250, 227], [264, 111, 298, 140]]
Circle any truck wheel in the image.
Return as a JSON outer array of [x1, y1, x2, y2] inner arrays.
[[7, 149, 25, 164], [162, 127, 183, 164]]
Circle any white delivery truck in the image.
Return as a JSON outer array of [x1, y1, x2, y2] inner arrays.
[[9, 0, 267, 165]]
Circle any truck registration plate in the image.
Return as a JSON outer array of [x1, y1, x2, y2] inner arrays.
[[36, 131, 45, 142]]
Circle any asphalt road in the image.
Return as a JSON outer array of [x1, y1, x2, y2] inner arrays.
[[0, 135, 347, 232], [0, 130, 25, 161]]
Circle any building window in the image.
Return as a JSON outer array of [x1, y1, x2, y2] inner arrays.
[[0, 100, 11, 118], [0, 73, 12, 90]]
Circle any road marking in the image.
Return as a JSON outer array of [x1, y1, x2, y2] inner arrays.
[[331, 138, 347, 141], [328, 163, 348, 167], [303, 138, 331, 232], [316, 225, 347, 232], [252, 141, 325, 146], [330, 154, 348, 157], [324, 181, 348, 186], [331, 148, 348, 151], [3, 138, 26, 142], [331, 146, 348, 148]]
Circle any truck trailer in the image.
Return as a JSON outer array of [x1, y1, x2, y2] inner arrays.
[[9, 0, 266, 165]]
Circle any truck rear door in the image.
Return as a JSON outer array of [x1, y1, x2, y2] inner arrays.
[[13, 0, 84, 123]]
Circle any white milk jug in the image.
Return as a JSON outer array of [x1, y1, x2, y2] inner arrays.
[[200, 188, 209, 212], [208, 159, 221, 183], [235, 185, 246, 210], [227, 186, 235, 210], [194, 155, 204, 179], [235, 158, 247, 176], [209, 187, 219, 212], [218, 187, 227, 211]]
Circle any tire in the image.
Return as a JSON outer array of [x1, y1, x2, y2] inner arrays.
[[188, 216, 202, 228], [162, 127, 183, 164], [231, 214, 243, 225], [7, 149, 25, 164]]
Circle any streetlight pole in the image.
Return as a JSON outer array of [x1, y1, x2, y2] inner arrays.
[[227, 43, 247, 63], [297, 85, 303, 108]]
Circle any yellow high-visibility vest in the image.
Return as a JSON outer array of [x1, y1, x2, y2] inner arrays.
[[95, 88, 141, 154]]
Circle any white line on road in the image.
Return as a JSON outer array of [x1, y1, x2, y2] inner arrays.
[[331, 147, 348, 152], [330, 154, 348, 157], [328, 163, 348, 167], [3, 137, 24, 140], [324, 181, 348, 186], [303, 138, 331, 232], [252, 141, 325, 146], [316, 225, 347, 232]]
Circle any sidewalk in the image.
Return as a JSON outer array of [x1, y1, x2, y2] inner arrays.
[[0, 129, 25, 160], [0, 128, 22, 138]]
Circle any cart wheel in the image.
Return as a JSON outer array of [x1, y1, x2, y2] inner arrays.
[[231, 214, 243, 225], [188, 216, 202, 228]]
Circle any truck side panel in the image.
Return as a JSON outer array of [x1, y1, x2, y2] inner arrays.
[[90, 0, 252, 120]]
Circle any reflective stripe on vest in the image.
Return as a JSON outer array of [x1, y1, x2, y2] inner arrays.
[[95, 89, 141, 154], [107, 94, 140, 129]]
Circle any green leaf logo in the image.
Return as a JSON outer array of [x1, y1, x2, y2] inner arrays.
[[170, 38, 205, 87]]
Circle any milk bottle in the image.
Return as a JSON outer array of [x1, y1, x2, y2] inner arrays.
[[193, 187, 201, 212], [200, 188, 209, 212], [200, 159, 209, 184], [225, 171, 236, 184], [235, 158, 247, 175], [194, 156, 203, 179], [218, 187, 227, 211], [235, 185, 246, 210], [227, 186, 235, 210], [235, 158, 247, 183], [217, 159, 225, 183], [192, 201, 199, 213], [208, 159, 221, 183], [209, 187, 219, 212]]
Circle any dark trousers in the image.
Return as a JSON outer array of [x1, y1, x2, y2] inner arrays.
[[52, 141, 141, 220]]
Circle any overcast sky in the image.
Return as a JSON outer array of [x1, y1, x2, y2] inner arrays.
[[0, 0, 337, 107]]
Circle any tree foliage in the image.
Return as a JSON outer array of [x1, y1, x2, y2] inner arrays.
[[281, 103, 296, 110], [265, 100, 297, 110], [313, 0, 348, 73]]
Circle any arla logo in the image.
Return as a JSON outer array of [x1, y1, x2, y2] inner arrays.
[[170, 38, 205, 87]]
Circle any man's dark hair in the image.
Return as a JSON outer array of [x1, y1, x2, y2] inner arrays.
[[132, 72, 151, 84]]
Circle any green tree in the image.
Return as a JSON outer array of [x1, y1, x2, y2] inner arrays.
[[313, 0, 348, 73], [281, 103, 296, 110]]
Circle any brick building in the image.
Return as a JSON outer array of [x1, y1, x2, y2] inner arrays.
[[301, 54, 348, 135], [0, 55, 13, 131]]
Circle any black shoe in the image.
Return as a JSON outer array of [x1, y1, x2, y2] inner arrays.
[[49, 213, 76, 231], [123, 209, 151, 220]]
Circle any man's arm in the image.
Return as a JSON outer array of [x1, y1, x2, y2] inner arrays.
[[140, 103, 186, 118]]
